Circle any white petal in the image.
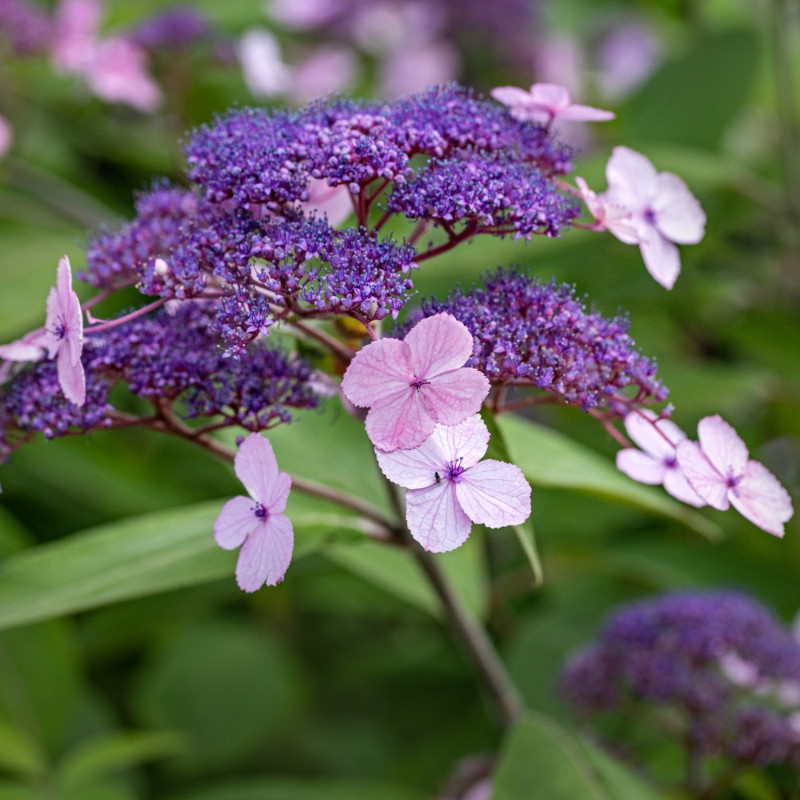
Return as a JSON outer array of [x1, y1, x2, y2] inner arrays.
[[623, 409, 685, 460], [375, 435, 446, 489], [214, 495, 259, 550], [427, 415, 489, 468], [235, 513, 294, 590], [639, 229, 681, 289], [234, 434, 281, 504], [455, 460, 531, 528], [729, 460, 793, 537], [663, 465, 706, 506], [676, 440, 729, 510], [697, 415, 749, 479], [605, 146, 658, 208], [653, 172, 705, 244], [405, 483, 472, 552], [616, 449, 665, 485]]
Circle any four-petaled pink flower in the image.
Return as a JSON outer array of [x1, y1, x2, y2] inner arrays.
[[341, 313, 490, 452], [376, 415, 531, 552], [46, 255, 85, 407], [616, 409, 704, 506], [214, 433, 294, 591], [602, 146, 706, 289], [676, 415, 794, 537], [491, 82, 615, 126]]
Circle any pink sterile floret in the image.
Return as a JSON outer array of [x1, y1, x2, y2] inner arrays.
[[300, 178, 353, 228], [376, 414, 531, 553], [45, 255, 85, 407], [616, 409, 704, 506], [676, 415, 794, 538], [575, 176, 637, 241], [601, 146, 705, 290], [341, 313, 490, 452], [490, 82, 615, 126], [214, 433, 294, 591]]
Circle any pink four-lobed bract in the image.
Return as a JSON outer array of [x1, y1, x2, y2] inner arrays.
[[616, 409, 704, 506], [491, 82, 615, 126], [601, 146, 706, 289], [676, 415, 794, 537], [214, 433, 294, 590], [45, 256, 86, 407], [376, 415, 531, 552], [341, 313, 490, 452]]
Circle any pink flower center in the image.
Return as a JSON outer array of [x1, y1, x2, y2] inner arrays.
[[410, 378, 430, 391], [51, 314, 69, 341]]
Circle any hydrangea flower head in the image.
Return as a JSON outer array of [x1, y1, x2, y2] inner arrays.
[[677, 415, 793, 537], [376, 414, 531, 552], [214, 433, 293, 591], [45, 255, 85, 407], [341, 313, 490, 452], [616, 409, 704, 506], [491, 82, 615, 125], [602, 146, 705, 289]]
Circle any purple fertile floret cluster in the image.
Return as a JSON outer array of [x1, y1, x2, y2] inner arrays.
[[562, 591, 800, 772], [0, 0, 51, 55], [129, 6, 215, 52], [417, 269, 665, 413], [386, 153, 579, 238], [0, 304, 318, 451]]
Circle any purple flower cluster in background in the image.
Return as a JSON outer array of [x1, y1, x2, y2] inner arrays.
[[1, 304, 318, 453], [416, 269, 665, 414], [562, 591, 800, 777], [0, 0, 51, 54], [128, 5, 216, 53]]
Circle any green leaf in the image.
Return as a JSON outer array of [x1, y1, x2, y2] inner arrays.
[[171, 777, 426, 800], [0, 496, 374, 631], [325, 530, 487, 620], [493, 713, 663, 800], [0, 719, 46, 779], [625, 29, 760, 149], [495, 414, 720, 539], [58, 731, 183, 788]]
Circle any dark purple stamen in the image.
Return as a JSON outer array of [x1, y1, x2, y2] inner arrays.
[[51, 315, 68, 341], [446, 457, 465, 483], [253, 502, 268, 519], [411, 378, 430, 390], [643, 207, 656, 224]]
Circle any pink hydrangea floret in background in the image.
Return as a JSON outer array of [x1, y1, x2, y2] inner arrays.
[[300, 179, 353, 228], [214, 433, 294, 590], [341, 313, 490, 452], [0, 115, 13, 159], [491, 82, 615, 126], [45, 256, 85, 406], [676, 415, 794, 537], [602, 146, 706, 289], [376, 415, 531, 552], [616, 409, 704, 506]]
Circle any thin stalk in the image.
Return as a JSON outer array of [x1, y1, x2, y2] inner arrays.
[[383, 478, 525, 729]]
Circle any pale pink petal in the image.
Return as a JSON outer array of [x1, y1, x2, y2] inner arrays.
[[428, 415, 489, 468], [262, 472, 292, 515], [639, 229, 681, 289], [0, 330, 47, 362], [663, 466, 706, 506], [366, 388, 435, 451], [605, 146, 658, 208], [405, 482, 472, 552], [491, 85, 537, 109], [238, 28, 292, 98], [616, 449, 665, 484], [86, 37, 162, 112], [45, 285, 61, 359], [404, 313, 474, 378], [624, 409, 685, 460], [301, 179, 352, 227], [653, 172, 706, 244], [235, 513, 294, 590], [420, 367, 489, 426], [291, 47, 356, 104], [214, 495, 258, 550], [380, 41, 459, 99], [51, 0, 102, 73], [57, 255, 73, 309], [234, 433, 280, 503], [697, 415, 749, 478], [729, 460, 793, 537], [341, 338, 412, 408], [557, 103, 616, 122], [56, 339, 85, 406], [0, 115, 12, 159], [456, 460, 531, 528], [676, 440, 730, 510], [529, 83, 571, 112], [375, 434, 445, 489]]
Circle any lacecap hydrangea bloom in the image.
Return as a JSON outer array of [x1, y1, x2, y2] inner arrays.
[[563, 591, 800, 780]]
